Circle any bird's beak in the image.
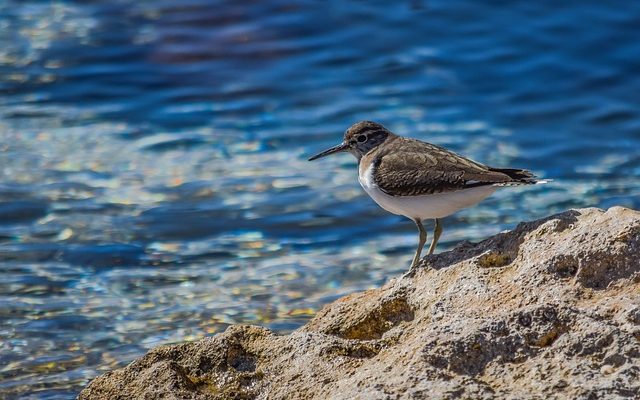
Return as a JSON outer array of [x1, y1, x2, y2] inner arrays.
[[308, 142, 349, 161]]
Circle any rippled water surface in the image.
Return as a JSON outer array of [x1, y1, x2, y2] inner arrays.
[[1, 0, 639, 398]]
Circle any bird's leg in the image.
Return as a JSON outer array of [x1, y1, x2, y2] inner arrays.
[[427, 218, 442, 255], [411, 218, 427, 269]]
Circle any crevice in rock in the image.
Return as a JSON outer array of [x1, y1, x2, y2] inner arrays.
[[476, 250, 513, 268], [338, 295, 415, 340], [574, 247, 640, 290], [549, 254, 579, 278], [533, 327, 561, 347], [226, 343, 257, 373], [320, 342, 381, 359]]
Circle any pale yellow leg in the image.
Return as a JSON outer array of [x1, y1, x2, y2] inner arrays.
[[411, 219, 427, 269], [427, 218, 442, 255]]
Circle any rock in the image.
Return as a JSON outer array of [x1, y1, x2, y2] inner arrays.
[[79, 207, 640, 400]]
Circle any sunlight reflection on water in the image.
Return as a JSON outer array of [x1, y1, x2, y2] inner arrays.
[[1, 0, 639, 397]]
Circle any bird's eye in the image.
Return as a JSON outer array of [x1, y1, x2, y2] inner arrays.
[[357, 135, 367, 143]]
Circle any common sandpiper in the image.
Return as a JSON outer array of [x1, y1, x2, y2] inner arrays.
[[309, 121, 545, 270]]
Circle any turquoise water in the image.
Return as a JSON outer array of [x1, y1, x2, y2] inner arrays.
[[1, 1, 639, 398]]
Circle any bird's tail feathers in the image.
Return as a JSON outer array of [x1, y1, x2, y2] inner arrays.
[[489, 168, 551, 186], [493, 179, 551, 187]]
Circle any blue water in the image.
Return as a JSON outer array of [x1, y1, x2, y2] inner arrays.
[[1, 0, 639, 398]]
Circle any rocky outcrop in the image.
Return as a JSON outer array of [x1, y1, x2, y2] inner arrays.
[[79, 207, 640, 399]]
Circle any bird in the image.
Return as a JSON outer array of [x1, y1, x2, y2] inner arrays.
[[308, 121, 545, 270]]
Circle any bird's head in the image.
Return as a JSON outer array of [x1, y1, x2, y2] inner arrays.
[[308, 121, 391, 161]]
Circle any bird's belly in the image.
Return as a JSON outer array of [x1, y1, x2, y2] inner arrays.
[[358, 165, 497, 219]]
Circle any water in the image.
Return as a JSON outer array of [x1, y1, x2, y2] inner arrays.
[[1, 0, 639, 397]]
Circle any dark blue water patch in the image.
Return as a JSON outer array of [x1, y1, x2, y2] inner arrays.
[[51, 199, 131, 214], [42, 171, 113, 185], [147, 180, 217, 201], [22, 314, 94, 333], [113, 125, 157, 140], [379, 244, 415, 257], [0, 233, 15, 242], [601, 195, 639, 210], [180, 250, 236, 262], [0, 201, 49, 224], [61, 243, 146, 267], [0, 184, 37, 201], [0, 242, 146, 267], [618, 155, 640, 171], [0, 243, 61, 262], [139, 135, 209, 152], [135, 205, 245, 240]]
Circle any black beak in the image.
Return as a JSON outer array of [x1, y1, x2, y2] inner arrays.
[[308, 142, 349, 161]]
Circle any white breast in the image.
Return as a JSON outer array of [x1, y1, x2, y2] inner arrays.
[[358, 162, 497, 220]]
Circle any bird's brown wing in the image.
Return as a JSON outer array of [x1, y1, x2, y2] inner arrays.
[[371, 138, 533, 196]]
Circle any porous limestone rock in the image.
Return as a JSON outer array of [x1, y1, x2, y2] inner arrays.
[[79, 207, 640, 399]]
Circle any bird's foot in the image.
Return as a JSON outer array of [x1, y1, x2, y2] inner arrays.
[[403, 260, 422, 279]]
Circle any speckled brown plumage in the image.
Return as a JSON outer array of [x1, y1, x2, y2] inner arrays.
[[361, 134, 538, 196]]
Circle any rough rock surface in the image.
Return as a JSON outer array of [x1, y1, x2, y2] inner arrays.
[[79, 207, 640, 399]]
